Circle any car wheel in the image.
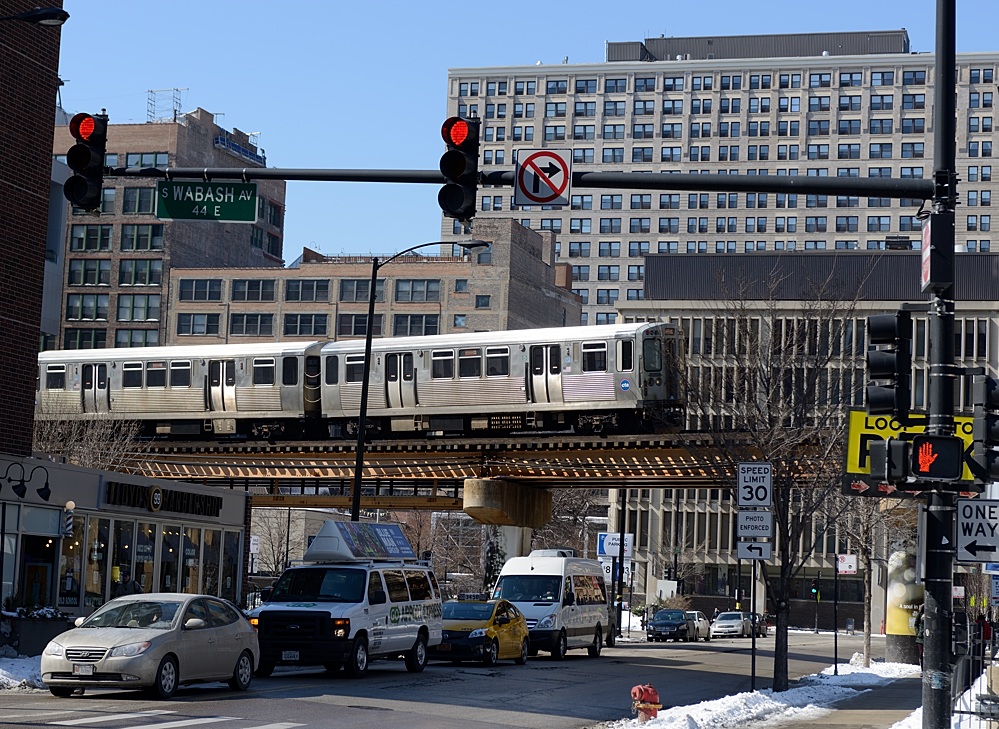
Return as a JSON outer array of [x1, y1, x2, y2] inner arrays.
[[254, 660, 274, 678], [405, 633, 428, 673], [482, 639, 499, 667], [49, 686, 75, 698], [150, 655, 178, 700], [588, 627, 602, 657], [551, 631, 567, 660], [515, 640, 528, 665], [704, 630, 711, 642], [345, 636, 369, 678], [228, 650, 253, 691], [605, 630, 615, 648], [324, 661, 343, 673]]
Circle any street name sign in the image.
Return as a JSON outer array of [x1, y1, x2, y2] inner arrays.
[[956, 498, 999, 562], [737, 462, 772, 507], [737, 510, 773, 538], [156, 181, 258, 222], [597, 532, 634, 559], [737, 541, 772, 560]]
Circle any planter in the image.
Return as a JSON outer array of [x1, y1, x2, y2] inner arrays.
[[0, 616, 73, 657]]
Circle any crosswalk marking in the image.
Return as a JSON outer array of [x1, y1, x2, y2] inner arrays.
[[127, 718, 237, 729], [52, 710, 175, 725], [243, 724, 306, 729]]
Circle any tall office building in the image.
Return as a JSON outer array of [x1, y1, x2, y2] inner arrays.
[[444, 30, 997, 324], [51, 107, 286, 350]]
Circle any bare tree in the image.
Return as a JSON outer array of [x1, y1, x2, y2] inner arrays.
[[531, 487, 601, 554], [249, 508, 293, 575], [33, 417, 151, 471]]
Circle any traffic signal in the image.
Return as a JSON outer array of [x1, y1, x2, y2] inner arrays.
[[64, 112, 109, 212], [973, 375, 999, 482], [865, 310, 912, 420], [438, 116, 480, 223], [909, 434, 964, 481], [810, 579, 818, 600], [869, 437, 910, 483]]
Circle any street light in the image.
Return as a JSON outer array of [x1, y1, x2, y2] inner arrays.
[[0, 7, 70, 25], [350, 239, 491, 521]]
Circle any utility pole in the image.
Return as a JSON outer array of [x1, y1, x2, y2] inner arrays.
[[923, 2, 958, 728]]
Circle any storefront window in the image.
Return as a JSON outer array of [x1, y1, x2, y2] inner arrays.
[[222, 530, 241, 603], [58, 512, 83, 609], [182, 526, 201, 593], [83, 517, 110, 608], [111, 520, 135, 598], [1, 503, 19, 605], [135, 522, 157, 593], [203, 529, 221, 596], [159, 525, 180, 592]]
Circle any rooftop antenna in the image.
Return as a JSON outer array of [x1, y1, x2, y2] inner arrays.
[[147, 88, 188, 122]]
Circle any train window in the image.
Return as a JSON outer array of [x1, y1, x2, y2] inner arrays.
[[549, 345, 560, 375], [486, 347, 509, 376], [618, 340, 634, 371], [282, 357, 298, 386], [402, 353, 414, 381], [146, 361, 166, 388], [46, 365, 66, 390], [253, 358, 275, 385], [581, 342, 607, 372], [431, 350, 454, 379], [325, 355, 339, 385], [458, 348, 482, 378], [170, 361, 191, 387], [643, 336, 664, 371], [386, 353, 399, 382], [122, 362, 143, 388], [345, 354, 365, 383]]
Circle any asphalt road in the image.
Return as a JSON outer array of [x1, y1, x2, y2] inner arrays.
[[0, 631, 875, 729]]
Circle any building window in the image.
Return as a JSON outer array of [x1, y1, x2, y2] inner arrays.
[[475, 295, 491, 309], [179, 279, 222, 301], [340, 279, 384, 303], [64, 329, 106, 349], [231, 279, 276, 302], [177, 313, 220, 336], [122, 187, 155, 215], [115, 329, 158, 348], [338, 313, 383, 338], [68, 259, 111, 286], [393, 314, 439, 336], [70, 225, 112, 251], [394, 279, 441, 303], [283, 313, 327, 336], [119, 259, 163, 286], [125, 152, 168, 169], [285, 279, 330, 302], [453, 314, 467, 328], [121, 224, 164, 251], [229, 313, 274, 336], [117, 294, 161, 322], [66, 294, 109, 321]]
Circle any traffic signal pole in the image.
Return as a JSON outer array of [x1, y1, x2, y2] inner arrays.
[[923, 2, 958, 728]]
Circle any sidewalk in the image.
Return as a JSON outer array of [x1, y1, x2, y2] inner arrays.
[[776, 676, 922, 729]]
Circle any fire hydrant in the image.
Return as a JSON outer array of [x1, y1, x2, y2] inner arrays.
[[631, 683, 661, 723]]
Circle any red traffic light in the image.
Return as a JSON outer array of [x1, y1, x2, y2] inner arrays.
[[442, 117, 474, 147], [69, 112, 99, 142]]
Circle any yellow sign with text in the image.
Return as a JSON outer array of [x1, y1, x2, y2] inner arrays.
[[845, 409, 977, 481]]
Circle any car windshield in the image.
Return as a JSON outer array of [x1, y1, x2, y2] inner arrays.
[[443, 602, 495, 621], [654, 610, 686, 621], [492, 575, 561, 602], [270, 567, 366, 603], [81, 600, 180, 630], [717, 612, 743, 621], [686, 612, 699, 619]]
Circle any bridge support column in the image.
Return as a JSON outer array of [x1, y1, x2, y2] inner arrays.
[[463, 478, 551, 529]]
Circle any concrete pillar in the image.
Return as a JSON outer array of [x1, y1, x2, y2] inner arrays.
[[463, 478, 551, 529], [481, 524, 533, 591], [885, 548, 923, 664]]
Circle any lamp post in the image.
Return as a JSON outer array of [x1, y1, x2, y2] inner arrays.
[[350, 239, 490, 521], [0, 7, 69, 25]]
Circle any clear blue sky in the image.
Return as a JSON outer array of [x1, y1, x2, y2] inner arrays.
[[58, 0, 994, 261]]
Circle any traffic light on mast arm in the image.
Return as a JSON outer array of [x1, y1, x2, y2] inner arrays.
[[64, 111, 109, 212], [973, 375, 999, 483], [438, 116, 480, 223], [865, 310, 912, 421]]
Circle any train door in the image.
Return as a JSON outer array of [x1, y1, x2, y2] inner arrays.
[[385, 352, 416, 409], [208, 360, 236, 412], [80, 363, 109, 413], [528, 344, 563, 404]]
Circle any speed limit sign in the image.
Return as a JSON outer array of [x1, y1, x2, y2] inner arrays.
[[737, 462, 772, 507]]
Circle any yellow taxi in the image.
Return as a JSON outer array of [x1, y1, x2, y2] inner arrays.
[[430, 598, 530, 666]]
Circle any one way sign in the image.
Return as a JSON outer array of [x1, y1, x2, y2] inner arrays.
[[957, 498, 999, 562]]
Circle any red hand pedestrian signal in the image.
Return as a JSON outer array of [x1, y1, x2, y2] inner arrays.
[[910, 434, 963, 481], [918, 440, 939, 472]]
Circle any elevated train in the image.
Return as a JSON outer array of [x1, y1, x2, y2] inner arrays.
[[36, 322, 683, 440]]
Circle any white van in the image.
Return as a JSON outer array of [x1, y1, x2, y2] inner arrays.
[[247, 521, 442, 678], [490, 549, 609, 659]]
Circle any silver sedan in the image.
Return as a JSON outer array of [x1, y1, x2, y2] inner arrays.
[[41, 593, 258, 699]]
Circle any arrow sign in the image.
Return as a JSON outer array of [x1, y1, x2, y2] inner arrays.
[[514, 149, 571, 206], [957, 498, 999, 562], [736, 541, 772, 560]]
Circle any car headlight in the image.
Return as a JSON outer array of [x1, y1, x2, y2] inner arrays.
[[468, 628, 486, 639], [536, 613, 556, 629], [44, 641, 64, 657], [108, 641, 152, 658]]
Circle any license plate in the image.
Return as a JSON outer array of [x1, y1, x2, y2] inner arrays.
[[437, 643, 451, 652], [72, 664, 94, 676], [282, 650, 299, 661]]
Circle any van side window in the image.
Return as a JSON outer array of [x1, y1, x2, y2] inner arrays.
[[572, 574, 607, 606], [405, 570, 432, 601], [368, 571, 384, 601], [382, 570, 410, 602], [428, 571, 441, 599]]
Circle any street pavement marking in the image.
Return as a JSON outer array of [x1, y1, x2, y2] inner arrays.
[[126, 718, 238, 729], [52, 710, 175, 725], [242, 725, 306, 729]]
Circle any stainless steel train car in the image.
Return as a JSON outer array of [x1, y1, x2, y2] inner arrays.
[[36, 323, 682, 439]]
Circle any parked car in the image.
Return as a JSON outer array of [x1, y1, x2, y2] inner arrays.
[[430, 598, 530, 665], [709, 611, 753, 639], [686, 610, 712, 642], [41, 594, 258, 699], [750, 612, 769, 637], [646, 609, 696, 642]]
